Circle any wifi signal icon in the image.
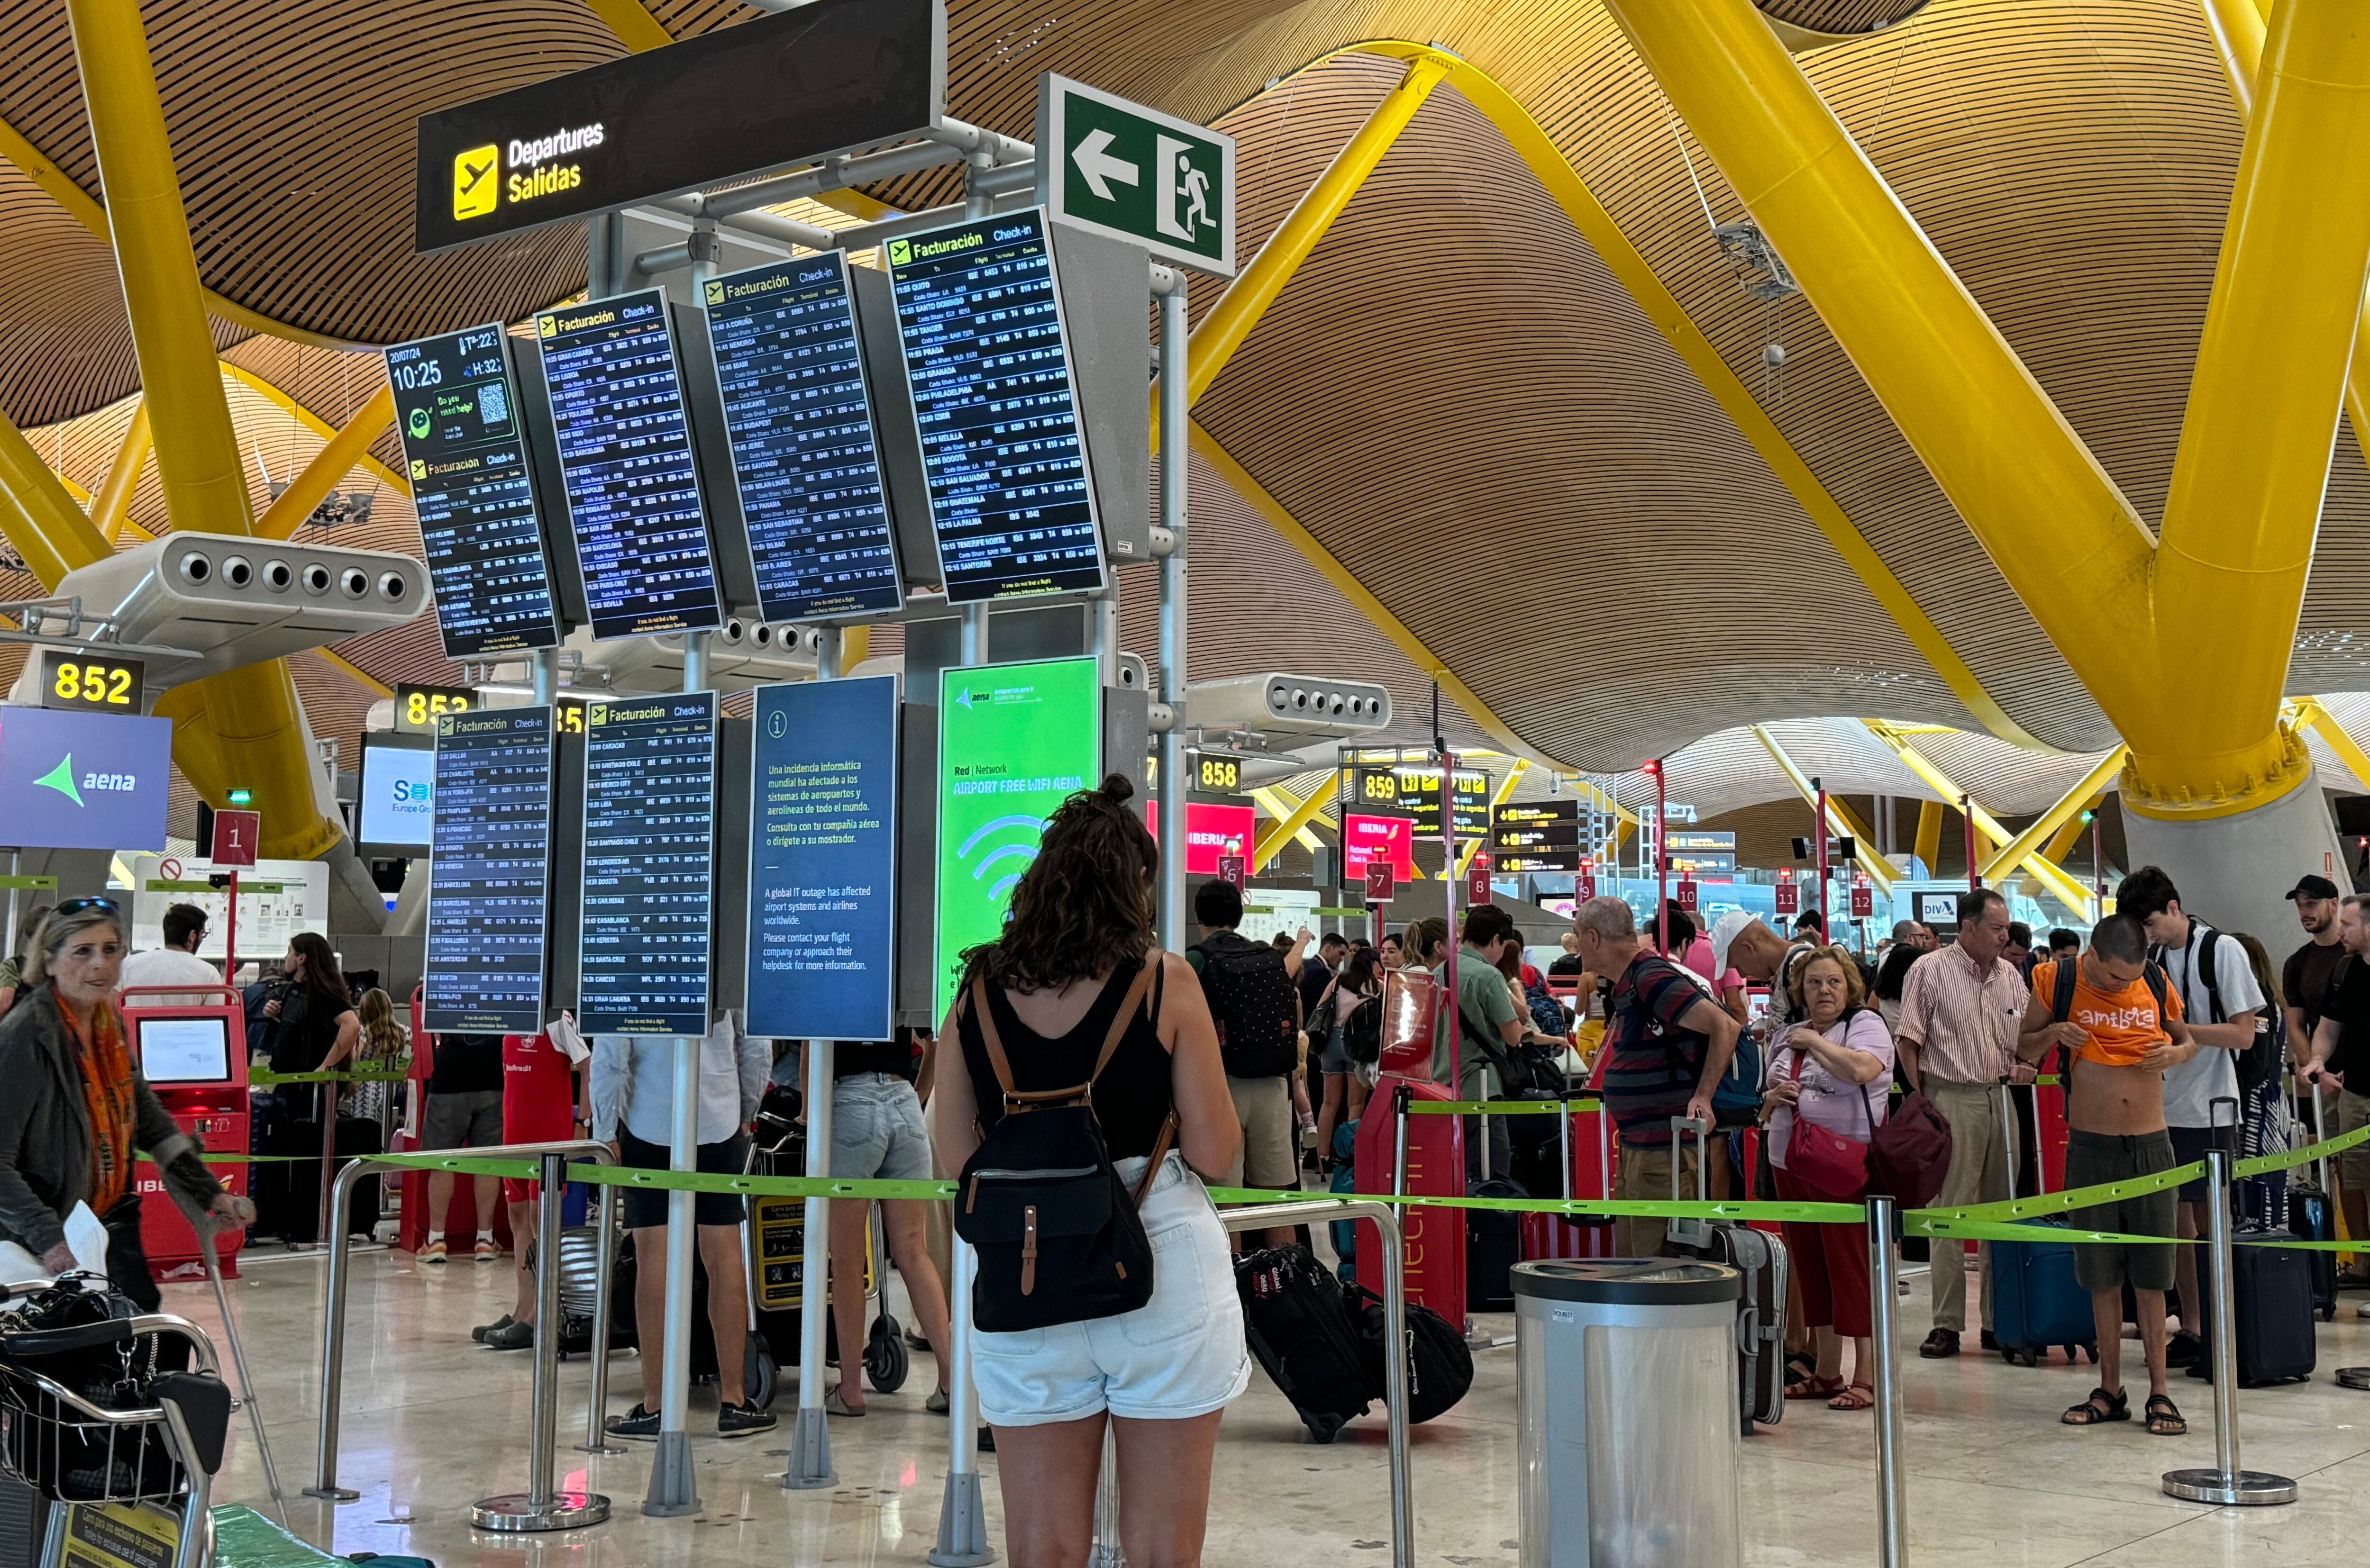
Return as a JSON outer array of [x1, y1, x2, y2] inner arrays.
[[958, 814, 1046, 903]]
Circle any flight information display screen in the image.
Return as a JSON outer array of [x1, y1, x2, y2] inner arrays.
[[424, 707, 552, 1034], [579, 693, 716, 1035], [535, 291, 723, 640], [703, 255, 904, 622], [384, 325, 564, 658], [887, 208, 1106, 603]]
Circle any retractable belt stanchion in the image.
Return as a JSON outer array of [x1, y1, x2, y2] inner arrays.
[[1089, 1426, 1123, 1568], [1221, 1200, 1413, 1568], [2161, 1142, 2298, 1505], [1867, 1194, 1908, 1566], [644, 1032, 703, 1516], [310, 1140, 615, 1501], [930, 1237, 994, 1567], [474, 1151, 612, 1530], [784, 1040, 838, 1489]]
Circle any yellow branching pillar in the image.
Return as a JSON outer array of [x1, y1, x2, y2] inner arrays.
[[1608, 0, 2370, 934], [64, 0, 340, 859]]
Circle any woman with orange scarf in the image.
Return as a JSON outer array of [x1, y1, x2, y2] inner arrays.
[[0, 899, 252, 1305]]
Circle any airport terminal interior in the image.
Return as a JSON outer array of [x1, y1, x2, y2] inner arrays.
[[11, 0, 2370, 1563]]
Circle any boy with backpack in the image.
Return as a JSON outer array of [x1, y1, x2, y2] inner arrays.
[[2114, 867, 2268, 1369], [2018, 913, 2196, 1437], [1189, 879, 1306, 1246]]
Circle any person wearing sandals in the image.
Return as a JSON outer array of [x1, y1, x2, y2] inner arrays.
[[931, 775, 1248, 1568], [1761, 945, 1893, 1412], [2018, 914, 2194, 1437]]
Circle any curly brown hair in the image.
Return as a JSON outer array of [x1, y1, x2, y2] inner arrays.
[[959, 774, 1158, 995], [1785, 943, 1866, 1015]]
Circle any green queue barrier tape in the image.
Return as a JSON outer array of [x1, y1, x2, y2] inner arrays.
[[248, 1064, 411, 1086]]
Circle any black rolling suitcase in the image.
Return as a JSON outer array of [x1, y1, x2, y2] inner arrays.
[[2292, 1084, 2339, 1321], [1465, 1177, 1526, 1312], [2221, 1236, 2317, 1386], [1236, 1243, 1373, 1442], [260, 1108, 381, 1244]]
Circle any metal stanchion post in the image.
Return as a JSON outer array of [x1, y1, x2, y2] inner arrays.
[[784, 1040, 838, 1489], [930, 1236, 994, 1567], [1866, 1196, 1907, 1567], [475, 1152, 611, 1530], [2162, 1147, 2298, 1505], [305, 1160, 365, 1500], [1088, 1424, 1123, 1567], [643, 1036, 702, 1516], [579, 1179, 625, 1455]]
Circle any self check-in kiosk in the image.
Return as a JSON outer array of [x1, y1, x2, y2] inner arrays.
[[120, 985, 249, 1279]]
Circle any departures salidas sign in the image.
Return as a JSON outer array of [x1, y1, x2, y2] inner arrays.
[[1036, 75, 1235, 277]]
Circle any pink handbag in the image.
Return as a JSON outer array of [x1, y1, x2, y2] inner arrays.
[[1781, 1042, 1874, 1198]]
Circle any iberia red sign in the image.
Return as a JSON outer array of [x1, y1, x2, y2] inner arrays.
[[1343, 812, 1417, 883], [1145, 800, 1258, 878]]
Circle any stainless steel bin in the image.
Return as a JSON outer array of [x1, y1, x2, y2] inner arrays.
[[1515, 1259, 1742, 1568]]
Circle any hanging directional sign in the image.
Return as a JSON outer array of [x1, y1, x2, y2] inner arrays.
[[1036, 75, 1235, 277]]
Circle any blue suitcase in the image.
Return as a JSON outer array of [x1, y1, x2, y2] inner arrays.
[[1991, 1219, 2097, 1367]]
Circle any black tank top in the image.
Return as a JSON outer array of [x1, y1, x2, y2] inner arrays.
[[958, 959, 1175, 1160]]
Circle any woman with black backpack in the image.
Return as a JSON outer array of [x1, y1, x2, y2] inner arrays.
[[931, 775, 1247, 1568], [1313, 944, 1384, 1172]]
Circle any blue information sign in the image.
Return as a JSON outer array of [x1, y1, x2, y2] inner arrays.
[[745, 676, 900, 1042], [0, 707, 171, 853], [578, 693, 717, 1035]]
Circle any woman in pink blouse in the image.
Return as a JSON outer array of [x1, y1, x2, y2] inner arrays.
[[1761, 945, 1894, 1411]]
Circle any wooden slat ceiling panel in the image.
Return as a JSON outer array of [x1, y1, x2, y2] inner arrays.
[[1194, 58, 1976, 770], [329, 616, 464, 690], [1759, 0, 1932, 34]]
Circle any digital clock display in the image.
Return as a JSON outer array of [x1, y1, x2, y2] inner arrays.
[[384, 324, 565, 659]]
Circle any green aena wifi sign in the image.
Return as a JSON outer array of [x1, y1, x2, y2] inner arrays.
[[936, 657, 1103, 1019]]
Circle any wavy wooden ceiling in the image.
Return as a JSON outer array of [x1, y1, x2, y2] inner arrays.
[[7, 0, 2370, 774]]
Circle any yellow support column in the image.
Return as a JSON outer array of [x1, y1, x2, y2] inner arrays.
[[91, 402, 152, 543], [1979, 749, 2132, 888], [1748, 726, 1893, 891], [1182, 54, 1449, 410], [64, 0, 340, 859], [0, 408, 113, 587], [1254, 773, 1344, 871], [1914, 801, 1943, 874], [1860, 722, 2093, 915], [255, 385, 394, 540]]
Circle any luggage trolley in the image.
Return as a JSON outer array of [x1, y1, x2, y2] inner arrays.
[[0, 1294, 229, 1568]]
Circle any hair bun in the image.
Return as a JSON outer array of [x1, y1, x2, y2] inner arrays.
[[1097, 773, 1135, 805]]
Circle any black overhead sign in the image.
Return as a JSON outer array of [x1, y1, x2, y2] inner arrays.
[[414, 0, 946, 253]]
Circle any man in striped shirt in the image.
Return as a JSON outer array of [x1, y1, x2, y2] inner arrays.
[[1574, 896, 1741, 1258]]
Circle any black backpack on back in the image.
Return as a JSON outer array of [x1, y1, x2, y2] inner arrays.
[[954, 954, 1175, 1334], [1341, 992, 1383, 1064], [2147, 927, 2278, 1095], [1192, 931, 1301, 1079]]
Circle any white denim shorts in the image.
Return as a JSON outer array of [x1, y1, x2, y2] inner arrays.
[[970, 1152, 1251, 1428]]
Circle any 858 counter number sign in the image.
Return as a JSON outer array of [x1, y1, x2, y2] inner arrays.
[[41, 651, 144, 714]]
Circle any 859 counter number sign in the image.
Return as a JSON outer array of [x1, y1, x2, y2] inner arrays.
[[41, 651, 144, 714]]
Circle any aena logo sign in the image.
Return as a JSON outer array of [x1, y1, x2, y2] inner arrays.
[[33, 754, 137, 807]]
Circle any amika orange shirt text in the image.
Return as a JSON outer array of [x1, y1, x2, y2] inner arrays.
[[2032, 959, 2183, 1068]]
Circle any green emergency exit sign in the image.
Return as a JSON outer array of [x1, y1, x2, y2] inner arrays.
[[1036, 74, 1235, 277]]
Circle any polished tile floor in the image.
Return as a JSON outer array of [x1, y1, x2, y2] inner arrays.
[[173, 1244, 2370, 1567]]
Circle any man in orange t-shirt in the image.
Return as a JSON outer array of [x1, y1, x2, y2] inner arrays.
[[2017, 914, 2196, 1437]]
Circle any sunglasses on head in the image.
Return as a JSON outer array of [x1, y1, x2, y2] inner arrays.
[[53, 897, 120, 918]]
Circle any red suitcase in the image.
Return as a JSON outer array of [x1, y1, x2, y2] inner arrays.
[[1355, 1076, 1465, 1324], [1522, 1101, 1617, 1260]]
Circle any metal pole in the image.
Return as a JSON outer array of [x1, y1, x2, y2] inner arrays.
[[2162, 1148, 2298, 1504], [1088, 1425, 1123, 1567], [313, 1142, 615, 1501], [580, 1179, 622, 1454], [531, 647, 556, 706], [1220, 1201, 1412, 1568], [644, 1036, 703, 1515], [1867, 1195, 1907, 1566], [474, 1152, 611, 1530], [1653, 764, 1668, 954], [930, 1236, 994, 1565], [1812, 777, 1828, 924], [816, 624, 843, 683], [1962, 794, 1979, 892], [1440, 746, 1459, 1096], [784, 1040, 838, 1488], [1157, 276, 1188, 953]]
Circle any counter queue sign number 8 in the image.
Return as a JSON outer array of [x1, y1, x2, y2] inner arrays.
[[41, 650, 144, 715]]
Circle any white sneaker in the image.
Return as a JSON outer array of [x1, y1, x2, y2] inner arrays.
[[2355, 1300, 2370, 1320]]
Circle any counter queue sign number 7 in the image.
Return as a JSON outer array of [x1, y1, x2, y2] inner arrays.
[[1365, 861, 1395, 906]]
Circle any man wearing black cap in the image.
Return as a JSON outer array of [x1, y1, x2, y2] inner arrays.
[[2284, 874, 2347, 1064]]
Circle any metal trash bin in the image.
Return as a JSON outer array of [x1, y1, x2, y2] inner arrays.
[[1515, 1259, 1742, 1568]]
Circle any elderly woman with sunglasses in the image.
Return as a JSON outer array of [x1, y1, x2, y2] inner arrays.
[[0, 898, 252, 1302]]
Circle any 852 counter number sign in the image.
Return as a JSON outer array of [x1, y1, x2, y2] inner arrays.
[[395, 682, 475, 734], [41, 651, 144, 714]]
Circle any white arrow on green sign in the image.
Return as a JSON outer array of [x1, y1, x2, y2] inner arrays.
[[1036, 74, 1235, 277]]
